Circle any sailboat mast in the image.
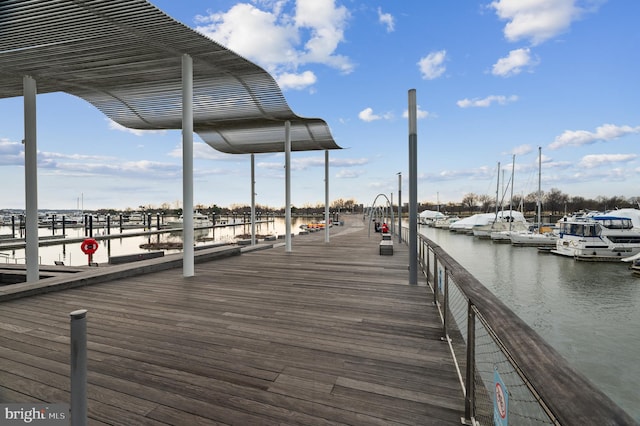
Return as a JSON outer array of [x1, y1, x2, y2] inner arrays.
[[509, 154, 515, 231], [537, 147, 542, 231], [495, 162, 500, 219]]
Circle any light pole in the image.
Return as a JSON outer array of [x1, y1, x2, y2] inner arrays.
[[397, 172, 402, 243]]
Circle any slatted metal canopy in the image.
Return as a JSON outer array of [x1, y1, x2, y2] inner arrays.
[[0, 0, 340, 154]]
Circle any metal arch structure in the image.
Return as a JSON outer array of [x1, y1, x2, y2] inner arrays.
[[0, 0, 340, 282], [366, 194, 395, 239], [0, 0, 340, 153]]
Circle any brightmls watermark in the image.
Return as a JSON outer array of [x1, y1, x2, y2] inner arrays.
[[1, 404, 69, 425]]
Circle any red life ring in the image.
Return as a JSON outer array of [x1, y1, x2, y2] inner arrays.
[[80, 238, 99, 255]]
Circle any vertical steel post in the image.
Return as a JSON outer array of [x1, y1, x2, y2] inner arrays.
[[426, 247, 430, 287], [408, 89, 418, 285], [324, 150, 330, 243], [182, 54, 194, 277], [443, 268, 449, 337], [285, 121, 292, 252], [251, 154, 256, 246], [24, 75, 39, 282], [70, 309, 87, 426], [433, 254, 438, 305], [464, 302, 477, 423], [397, 172, 402, 243]]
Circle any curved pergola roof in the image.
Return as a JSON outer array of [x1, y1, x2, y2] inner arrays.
[[0, 0, 339, 154]]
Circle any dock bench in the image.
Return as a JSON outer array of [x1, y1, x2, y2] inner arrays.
[[379, 240, 394, 255]]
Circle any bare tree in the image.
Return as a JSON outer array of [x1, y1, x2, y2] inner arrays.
[[461, 193, 477, 214]]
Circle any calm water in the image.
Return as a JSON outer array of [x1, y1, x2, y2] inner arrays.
[[0, 217, 313, 267], [419, 225, 640, 421]]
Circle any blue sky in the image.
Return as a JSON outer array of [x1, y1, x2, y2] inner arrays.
[[1, 0, 639, 210]]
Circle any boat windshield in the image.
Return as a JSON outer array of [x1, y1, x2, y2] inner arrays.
[[595, 217, 634, 230], [558, 222, 600, 237]]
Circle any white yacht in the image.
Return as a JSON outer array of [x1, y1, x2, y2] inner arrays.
[[551, 213, 640, 261], [165, 211, 213, 228]]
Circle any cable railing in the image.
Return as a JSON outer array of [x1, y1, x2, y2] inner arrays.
[[400, 226, 636, 426]]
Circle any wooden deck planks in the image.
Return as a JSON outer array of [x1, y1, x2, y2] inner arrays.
[[0, 216, 464, 425]]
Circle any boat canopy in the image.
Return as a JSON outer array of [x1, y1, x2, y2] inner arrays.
[[419, 210, 446, 219]]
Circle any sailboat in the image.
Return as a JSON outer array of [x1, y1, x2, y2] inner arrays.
[[491, 154, 531, 242], [509, 147, 558, 247]]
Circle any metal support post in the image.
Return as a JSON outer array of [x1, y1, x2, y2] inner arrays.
[[433, 254, 438, 305], [24, 75, 39, 282], [324, 150, 330, 243], [463, 302, 477, 424], [397, 172, 402, 243], [285, 121, 292, 252], [70, 309, 88, 426], [182, 54, 194, 277], [408, 89, 418, 285], [251, 154, 256, 246]]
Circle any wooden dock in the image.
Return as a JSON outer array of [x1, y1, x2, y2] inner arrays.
[[0, 216, 464, 425]]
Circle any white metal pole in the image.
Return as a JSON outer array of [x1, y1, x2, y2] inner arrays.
[[324, 150, 330, 243], [408, 89, 418, 285], [251, 153, 256, 246], [182, 54, 194, 277], [285, 121, 292, 252], [24, 75, 39, 282]]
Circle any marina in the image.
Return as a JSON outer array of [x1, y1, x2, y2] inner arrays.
[[0, 215, 291, 268], [0, 216, 636, 424], [419, 223, 640, 421]]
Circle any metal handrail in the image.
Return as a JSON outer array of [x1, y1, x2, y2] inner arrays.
[[400, 225, 636, 425]]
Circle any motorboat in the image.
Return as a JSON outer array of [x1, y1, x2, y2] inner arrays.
[[509, 228, 558, 247], [551, 213, 640, 261], [433, 215, 460, 229], [165, 211, 213, 228], [419, 210, 445, 226], [472, 210, 528, 239], [449, 213, 495, 234]]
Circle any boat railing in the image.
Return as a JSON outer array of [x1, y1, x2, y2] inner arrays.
[[401, 226, 636, 425]]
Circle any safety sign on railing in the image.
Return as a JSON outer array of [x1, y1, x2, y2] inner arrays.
[[494, 367, 509, 426]]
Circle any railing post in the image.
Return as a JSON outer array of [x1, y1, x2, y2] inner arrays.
[[432, 253, 438, 305], [442, 267, 449, 338], [425, 246, 430, 287], [70, 309, 88, 426], [463, 301, 476, 424]]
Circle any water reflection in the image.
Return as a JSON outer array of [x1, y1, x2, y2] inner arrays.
[[0, 217, 311, 267]]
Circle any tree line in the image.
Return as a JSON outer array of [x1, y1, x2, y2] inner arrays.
[[430, 189, 640, 217], [92, 191, 639, 218]]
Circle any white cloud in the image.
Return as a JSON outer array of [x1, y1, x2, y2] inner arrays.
[[277, 71, 317, 90], [511, 144, 533, 156], [579, 154, 638, 168], [378, 7, 395, 32], [549, 124, 640, 150], [358, 107, 393, 122], [457, 95, 518, 108], [0, 138, 23, 165], [492, 48, 535, 77], [336, 169, 363, 178], [489, 0, 584, 45], [195, 0, 353, 90], [417, 50, 447, 80]]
